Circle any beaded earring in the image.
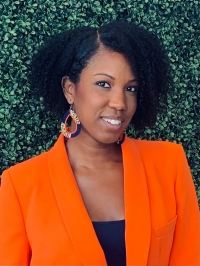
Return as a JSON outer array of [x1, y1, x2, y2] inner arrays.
[[61, 105, 81, 138]]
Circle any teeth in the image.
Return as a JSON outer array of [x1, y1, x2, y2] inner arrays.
[[102, 118, 122, 125]]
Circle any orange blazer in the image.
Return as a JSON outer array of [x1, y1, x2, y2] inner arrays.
[[0, 135, 199, 265]]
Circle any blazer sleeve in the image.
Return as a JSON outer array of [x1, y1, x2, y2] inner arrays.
[[169, 145, 200, 265], [0, 170, 31, 265]]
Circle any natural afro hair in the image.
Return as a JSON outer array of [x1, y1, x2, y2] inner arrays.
[[30, 21, 171, 131]]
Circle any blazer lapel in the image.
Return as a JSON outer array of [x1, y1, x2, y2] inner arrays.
[[122, 137, 151, 265], [48, 134, 151, 266], [48, 134, 107, 265]]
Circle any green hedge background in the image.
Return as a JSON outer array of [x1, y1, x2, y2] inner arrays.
[[0, 0, 199, 201]]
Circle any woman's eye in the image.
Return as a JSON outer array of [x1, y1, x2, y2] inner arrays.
[[96, 81, 110, 88], [125, 86, 138, 93]]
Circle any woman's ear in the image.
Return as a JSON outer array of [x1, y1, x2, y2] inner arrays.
[[61, 76, 75, 104]]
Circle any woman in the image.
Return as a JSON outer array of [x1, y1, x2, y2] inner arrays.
[[0, 21, 199, 266]]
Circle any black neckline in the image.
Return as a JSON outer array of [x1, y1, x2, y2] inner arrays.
[[92, 219, 125, 224]]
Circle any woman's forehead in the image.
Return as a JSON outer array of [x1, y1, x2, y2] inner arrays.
[[84, 48, 135, 77]]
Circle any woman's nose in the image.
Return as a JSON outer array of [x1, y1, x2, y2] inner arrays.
[[108, 90, 126, 111]]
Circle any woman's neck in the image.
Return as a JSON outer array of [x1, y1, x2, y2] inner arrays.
[[66, 132, 122, 170]]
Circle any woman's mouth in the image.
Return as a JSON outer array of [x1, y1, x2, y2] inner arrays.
[[101, 117, 124, 131], [102, 118, 122, 125]]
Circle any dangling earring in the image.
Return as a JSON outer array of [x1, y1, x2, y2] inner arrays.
[[61, 105, 81, 138], [117, 131, 126, 145]]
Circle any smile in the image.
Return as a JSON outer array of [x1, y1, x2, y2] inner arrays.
[[102, 118, 122, 125]]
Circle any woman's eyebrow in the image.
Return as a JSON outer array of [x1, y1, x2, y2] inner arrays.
[[94, 73, 115, 80], [94, 73, 138, 83]]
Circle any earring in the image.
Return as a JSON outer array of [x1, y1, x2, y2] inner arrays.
[[117, 131, 126, 145], [61, 105, 81, 138]]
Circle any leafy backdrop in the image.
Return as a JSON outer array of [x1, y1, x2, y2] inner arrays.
[[0, 0, 199, 201]]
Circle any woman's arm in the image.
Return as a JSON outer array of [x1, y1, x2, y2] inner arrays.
[[169, 145, 200, 265], [0, 170, 31, 265]]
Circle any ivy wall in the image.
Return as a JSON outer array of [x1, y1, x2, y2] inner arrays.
[[0, 0, 199, 201]]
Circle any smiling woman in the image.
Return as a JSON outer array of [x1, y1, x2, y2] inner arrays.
[[30, 21, 169, 131], [0, 21, 199, 266], [62, 49, 138, 145]]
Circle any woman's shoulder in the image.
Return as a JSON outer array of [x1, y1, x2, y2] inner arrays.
[[1, 150, 50, 192], [5, 150, 48, 176], [1, 134, 66, 189], [127, 136, 183, 153], [125, 136, 185, 165], [2, 134, 64, 179], [125, 137, 190, 187]]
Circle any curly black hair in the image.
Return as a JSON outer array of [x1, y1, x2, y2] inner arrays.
[[30, 21, 170, 131]]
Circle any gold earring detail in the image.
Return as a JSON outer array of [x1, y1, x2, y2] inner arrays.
[[61, 105, 81, 138]]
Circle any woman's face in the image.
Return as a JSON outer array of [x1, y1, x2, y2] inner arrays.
[[64, 48, 138, 145]]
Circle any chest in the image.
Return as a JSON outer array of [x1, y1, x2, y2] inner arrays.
[[71, 162, 125, 221]]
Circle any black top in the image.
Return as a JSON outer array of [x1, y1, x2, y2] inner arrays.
[[92, 220, 126, 266]]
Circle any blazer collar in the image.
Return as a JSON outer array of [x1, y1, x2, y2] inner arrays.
[[48, 134, 151, 265], [123, 137, 151, 265]]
